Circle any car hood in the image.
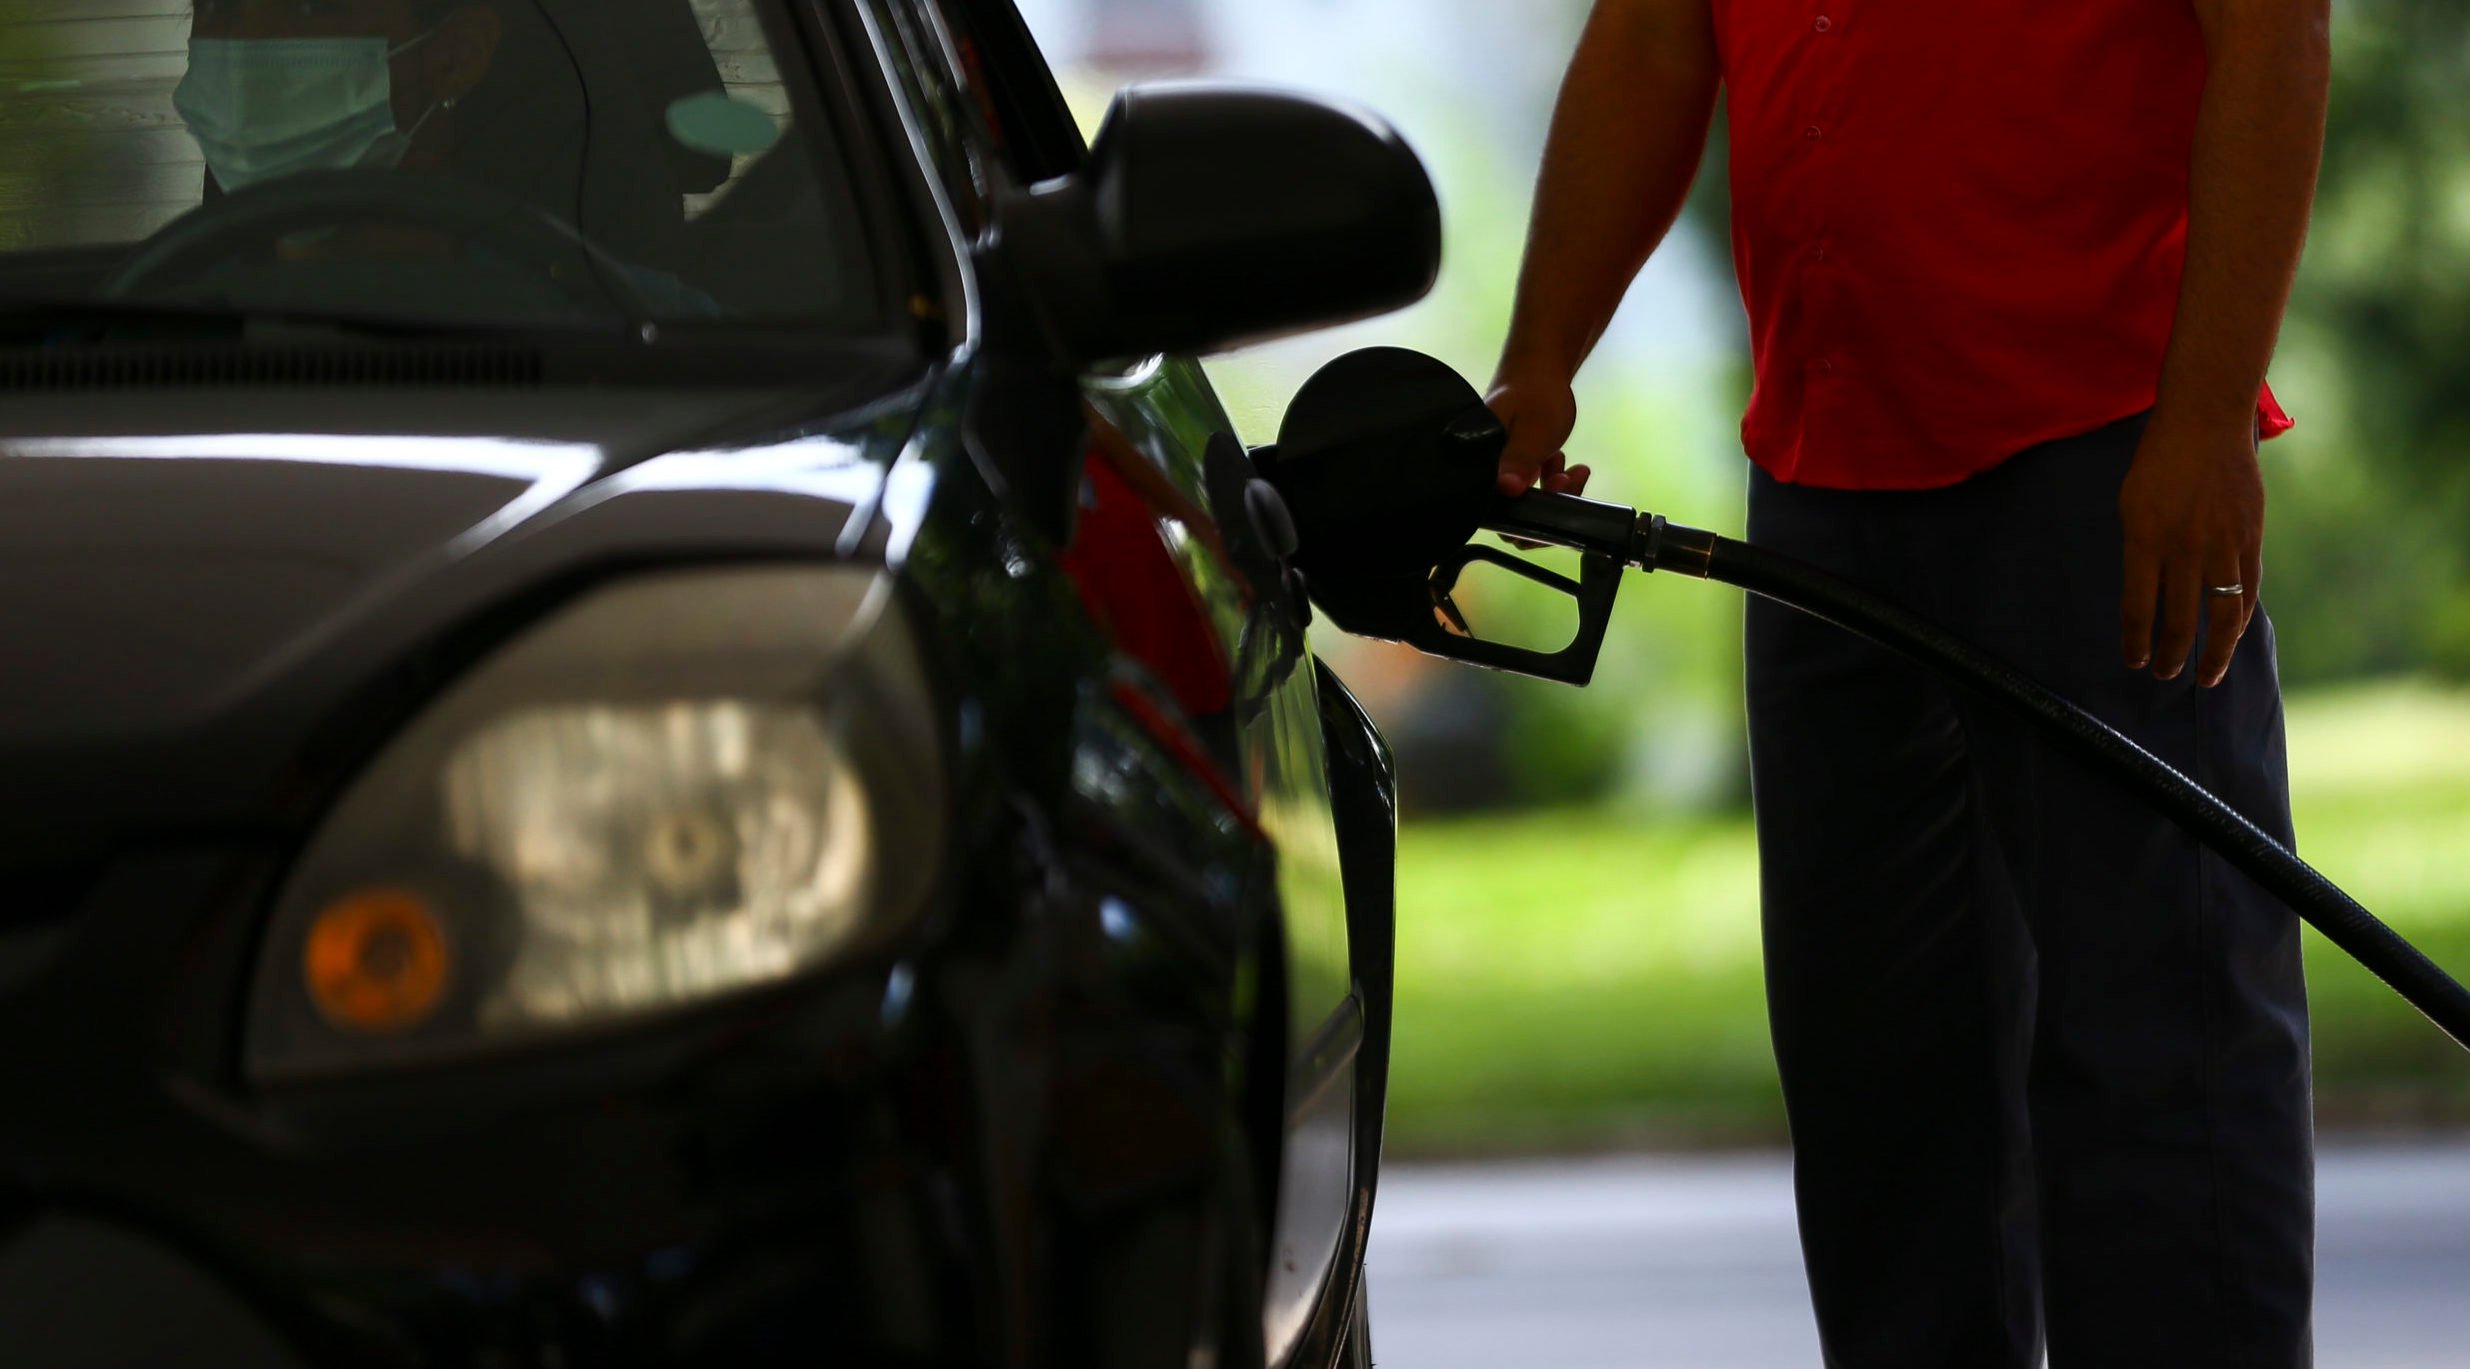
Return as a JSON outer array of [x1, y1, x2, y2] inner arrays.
[[0, 383, 926, 848]]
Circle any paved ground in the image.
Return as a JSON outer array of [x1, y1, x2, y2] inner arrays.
[[1367, 1139, 2470, 1367]]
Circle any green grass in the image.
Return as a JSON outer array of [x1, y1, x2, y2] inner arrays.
[[1385, 681, 2470, 1155]]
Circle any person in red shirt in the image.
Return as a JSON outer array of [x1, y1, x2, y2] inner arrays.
[[1490, 2, 2328, 1365]]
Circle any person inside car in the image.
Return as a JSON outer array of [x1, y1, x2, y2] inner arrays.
[[177, 0, 507, 194], [158, 0, 733, 321]]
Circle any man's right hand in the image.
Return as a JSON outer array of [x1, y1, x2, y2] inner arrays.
[[1488, 376, 1591, 499], [1485, 0, 1715, 503]]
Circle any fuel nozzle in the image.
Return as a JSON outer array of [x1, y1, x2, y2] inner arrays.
[[1257, 346, 1685, 685]]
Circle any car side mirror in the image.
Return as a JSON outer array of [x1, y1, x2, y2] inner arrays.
[[991, 83, 1443, 364]]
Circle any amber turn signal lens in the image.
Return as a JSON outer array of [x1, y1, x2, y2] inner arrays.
[[302, 888, 450, 1033]]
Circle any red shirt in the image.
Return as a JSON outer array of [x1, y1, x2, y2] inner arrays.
[[1717, 0, 2292, 489]]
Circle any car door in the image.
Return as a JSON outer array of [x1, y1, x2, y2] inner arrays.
[[898, 2, 1365, 1358], [1077, 365, 1359, 1364]]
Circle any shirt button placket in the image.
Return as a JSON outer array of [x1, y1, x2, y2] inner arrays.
[[1807, 5, 1840, 393]]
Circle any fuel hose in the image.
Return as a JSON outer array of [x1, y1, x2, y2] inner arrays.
[[1639, 516, 2470, 1052]]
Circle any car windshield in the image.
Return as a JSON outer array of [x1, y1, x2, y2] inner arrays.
[[0, 0, 892, 338]]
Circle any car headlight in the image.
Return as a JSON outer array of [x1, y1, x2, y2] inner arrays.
[[247, 565, 943, 1082]]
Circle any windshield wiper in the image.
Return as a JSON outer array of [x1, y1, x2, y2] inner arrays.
[[0, 296, 636, 347]]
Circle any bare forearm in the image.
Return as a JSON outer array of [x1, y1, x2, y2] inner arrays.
[[2120, 1, 2330, 686], [1496, 0, 1718, 388], [2154, 0, 2331, 432]]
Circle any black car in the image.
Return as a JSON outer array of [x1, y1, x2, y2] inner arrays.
[[0, 2, 1441, 1365]]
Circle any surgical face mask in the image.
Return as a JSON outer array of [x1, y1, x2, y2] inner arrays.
[[174, 29, 443, 194]]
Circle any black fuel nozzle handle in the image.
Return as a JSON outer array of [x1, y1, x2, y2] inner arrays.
[[1389, 490, 1659, 685], [1389, 542, 1628, 686], [1369, 488, 1691, 686], [1265, 346, 1686, 685]]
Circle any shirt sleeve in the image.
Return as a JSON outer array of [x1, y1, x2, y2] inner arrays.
[[2259, 380, 2295, 440]]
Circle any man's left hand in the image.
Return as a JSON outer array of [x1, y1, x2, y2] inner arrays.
[[2118, 414, 2266, 688]]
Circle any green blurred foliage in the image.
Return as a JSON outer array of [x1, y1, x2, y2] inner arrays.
[[2264, 0, 2470, 684], [1386, 682, 2470, 1151]]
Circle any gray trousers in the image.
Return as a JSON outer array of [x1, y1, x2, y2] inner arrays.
[[1745, 413, 2314, 1368]]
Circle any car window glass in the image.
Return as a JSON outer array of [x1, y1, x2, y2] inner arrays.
[[677, 0, 794, 218], [0, 0, 888, 332]]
